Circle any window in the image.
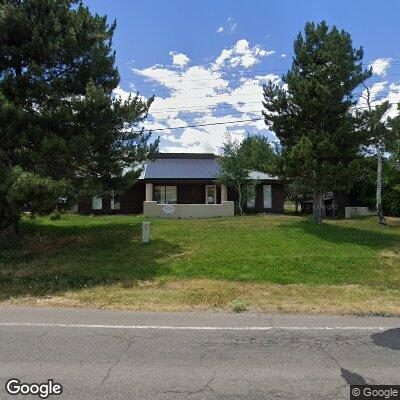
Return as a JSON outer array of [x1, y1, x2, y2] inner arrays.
[[92, 196, 102, 210], [154, 186, 177, 204], [263, 185, 272, 209], [205, 185, 216, 204], [154, 186, 163, 204], [247, 197, 256, 209], [111, 194, 120, 210]]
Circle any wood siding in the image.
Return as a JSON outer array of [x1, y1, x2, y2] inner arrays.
[[300, 192, 351, 219], [78, 180, 283, 215], [78, 183, 145, 215], [227, 182, 284, 214]]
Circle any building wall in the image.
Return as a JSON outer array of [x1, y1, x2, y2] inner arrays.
[[300, 192, 351, 218], [148, 180, 221, 205], [144, 201, 234, 219], [345, 207, 375, 219], [227, 182, 284, 213], [78, 183, 145, 215], [78, 180, 283, 215], [78, 181, 222, 214], [121, 183, 146, 213]]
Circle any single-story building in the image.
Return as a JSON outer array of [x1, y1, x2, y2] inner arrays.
[[300, 191, 350, 219], [300, 191, 375, 219], [78, 153, 284, 218]]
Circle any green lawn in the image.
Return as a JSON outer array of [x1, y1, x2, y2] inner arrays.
[[1, 214, 400, 314]]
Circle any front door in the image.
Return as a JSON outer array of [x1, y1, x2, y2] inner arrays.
[[205, 185, 216, 204]]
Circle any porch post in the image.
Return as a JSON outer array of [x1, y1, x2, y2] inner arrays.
[[145, 183, 153, 201], [221, 184, 227, 202]]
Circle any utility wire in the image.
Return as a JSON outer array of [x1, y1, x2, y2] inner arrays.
[[121, 73, 400, 94], [133, 87, 399, 103], [122, 60, 400, 83], [146, 89, 398, 114], [134, 117, 264, 133], [133, 101, 400, 133]]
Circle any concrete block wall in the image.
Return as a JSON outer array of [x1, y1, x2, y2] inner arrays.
[[144, 201, 234, 219]]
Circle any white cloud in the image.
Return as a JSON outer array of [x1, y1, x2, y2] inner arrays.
[[169, 51, 190, 67], [113, 86, 146, 102], [123, 40, 282, 152], [357, 82, 387, 109], [216, 17, 237, 34], [357, 81, 400, 120], [213, 39, 275, 70], [369, 58, 391, 76], [281, 53, 287, 58], [385, 84, 400, 119]]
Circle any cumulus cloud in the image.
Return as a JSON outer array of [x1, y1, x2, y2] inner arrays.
[[121, 40, 280, 152], [369, 58, 392, 76], [213, 39, 274, 70], [169, 51, 190, 67], [216, 17, 237, 34], [356, 81, 400, 120]]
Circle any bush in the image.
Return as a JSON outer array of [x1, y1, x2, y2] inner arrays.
[[232, 299, 248, 313], [50, 211, 62, 220]]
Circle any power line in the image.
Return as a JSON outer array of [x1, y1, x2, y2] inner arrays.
[[135, 117, 264, 133], [145, 89, 398, 114], [117, 79, 400, 101], [149, 101, 263, 113], [133, 101, 400, 133], [121, 72, 400, 94], [148, 98, 400, 123], [122, 60, 400, 83], [137, 87, 398, 104]]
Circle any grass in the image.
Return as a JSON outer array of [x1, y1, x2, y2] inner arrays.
[[1, 213, 400, 315]]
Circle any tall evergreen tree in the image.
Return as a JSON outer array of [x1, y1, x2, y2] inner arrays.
[[0, 0, 158, 238], [262, 21, 371, 223]]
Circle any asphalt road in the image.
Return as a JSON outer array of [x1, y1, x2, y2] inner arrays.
[[0, 306, 399, 399]]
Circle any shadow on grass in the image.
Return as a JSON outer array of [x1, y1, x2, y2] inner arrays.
[[0, 219, 182, 299], [291, 219, 400, 251]]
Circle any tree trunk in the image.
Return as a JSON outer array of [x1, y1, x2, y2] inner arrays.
[[312, 191, 323, 224], [0, 195, 20, 243], [295, 201, 299, 213], [237, 185, 243, 216], [376, 145, 387, 226], [0, 220, 17, 245]]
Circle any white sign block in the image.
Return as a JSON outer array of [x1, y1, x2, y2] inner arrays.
[[142, 222, 150, 243], [162, 204, 176, 214]]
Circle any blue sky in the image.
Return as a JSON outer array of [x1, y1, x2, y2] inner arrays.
[[85, 0, 400, 152]]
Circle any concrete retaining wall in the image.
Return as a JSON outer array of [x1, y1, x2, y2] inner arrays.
[[345, 207, 375, 219], [144, 201, 234, 219]]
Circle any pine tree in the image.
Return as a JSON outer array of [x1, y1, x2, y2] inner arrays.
[[262, 21, 371, 223], [0, 0, 158, 238]]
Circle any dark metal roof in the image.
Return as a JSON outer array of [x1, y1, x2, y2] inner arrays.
[[143, 154, 221, 179], [153, 153, 215, 159], [140, 153, 281, 181]]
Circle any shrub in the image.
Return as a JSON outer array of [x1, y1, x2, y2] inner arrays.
[[50, 211, 61, 220], [232, 299, 248, 313]]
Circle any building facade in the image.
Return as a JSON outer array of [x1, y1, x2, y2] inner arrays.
[[78, 153, 284, 218]]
